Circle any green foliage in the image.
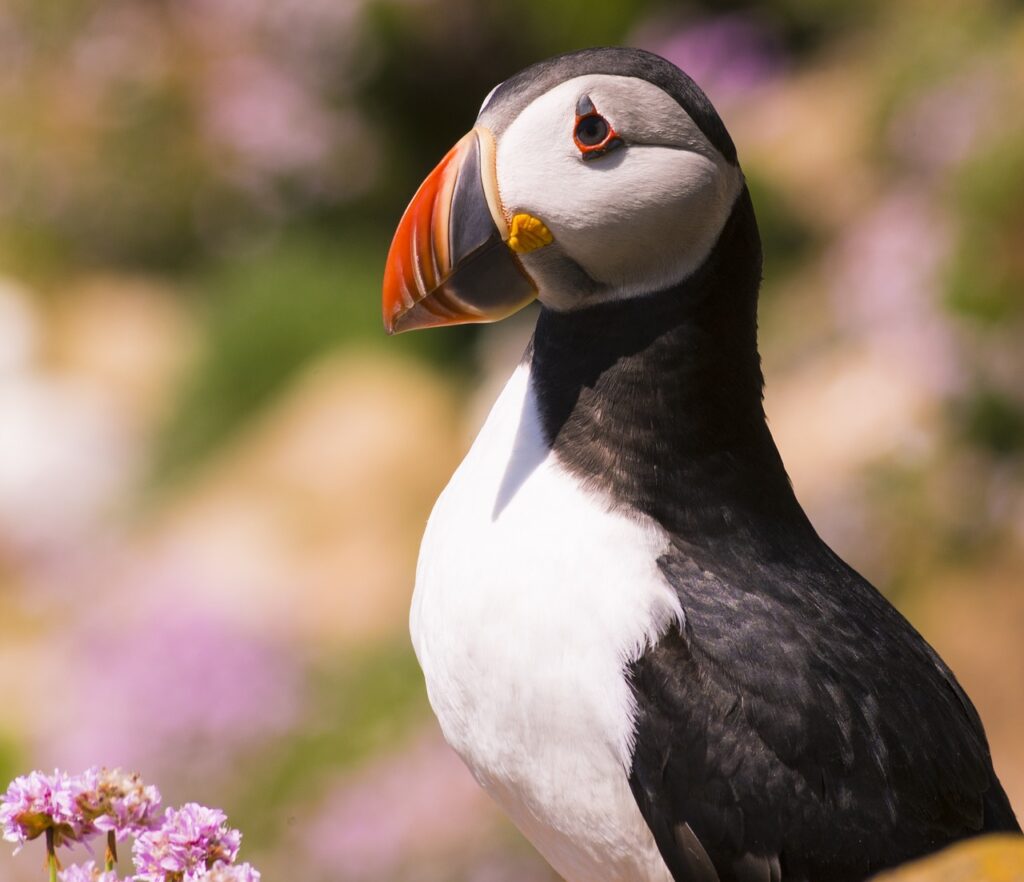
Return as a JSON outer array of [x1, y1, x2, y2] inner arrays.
[[869, 1, 1004, 136], [360, 0, 645, 212], [504, 0, 664, 54], [0, 731, 23, 798], [744, 168, 818, 284], [151, 228, 476, 486], [955, 387, 1024, 458], [947, 132, 1024, 324], [719, 0, 882, 52], [78, 84, 211, 270], [229, 642, 429, 847]]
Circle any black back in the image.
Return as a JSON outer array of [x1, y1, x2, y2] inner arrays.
[[527, 187, 1020, 881]]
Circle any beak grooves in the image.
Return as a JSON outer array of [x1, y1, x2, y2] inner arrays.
[[382, 127, 541, 334], [383, 134, 469, 330]]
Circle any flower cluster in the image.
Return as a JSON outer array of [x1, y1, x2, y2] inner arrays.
[[74, 769, 163, 842], [186, 863, 261, 882], [133, 804, 241, 881], [2, 769, 259, 882], [1, 769, 100, 849], [59, 861, 262, 882], [59, 863, 120, 882], [1, 767, 162, 851]]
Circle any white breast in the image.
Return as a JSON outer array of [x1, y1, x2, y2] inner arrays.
[[410, 361, 679, 882]]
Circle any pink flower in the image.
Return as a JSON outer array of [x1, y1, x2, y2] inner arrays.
[[58, 861, 121, 882], [132, 803, 241, 881], [887, 68, 1001, 175], [0, 769, 97, 850], [187, 862, 261, 882], [201, 54, 336, 177], [826, 187, 958, 395], [302, 734, 493, 878], [4, 770, 259, 881], [46, 602, 303, 781], [642, 13, 785, 107], [69, 768, 162, 840]]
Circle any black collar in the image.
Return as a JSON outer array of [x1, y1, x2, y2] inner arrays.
[[528, 187, 816, 555]]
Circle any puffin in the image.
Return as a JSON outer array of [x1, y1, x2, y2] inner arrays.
[[381, 47, 1020, 882]]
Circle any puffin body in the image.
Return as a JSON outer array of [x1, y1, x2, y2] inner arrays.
[[384, 48, 1019, 881]]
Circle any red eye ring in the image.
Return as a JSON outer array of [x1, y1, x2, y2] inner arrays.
[[573, 97, 623, 160]]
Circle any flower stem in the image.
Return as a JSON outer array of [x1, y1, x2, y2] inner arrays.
[[45, 828, 57, 882], [105, 829, 117, 872]]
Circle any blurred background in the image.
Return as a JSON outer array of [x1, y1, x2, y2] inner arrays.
[[0, 0, 1022, 879]]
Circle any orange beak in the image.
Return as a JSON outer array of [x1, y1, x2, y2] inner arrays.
[[382, 127, 540, 334]]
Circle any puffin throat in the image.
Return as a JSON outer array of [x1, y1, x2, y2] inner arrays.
[[529, 187, 811, 548]]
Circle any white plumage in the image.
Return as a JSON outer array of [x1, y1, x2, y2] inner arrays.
[[411, 361, 680, 882]]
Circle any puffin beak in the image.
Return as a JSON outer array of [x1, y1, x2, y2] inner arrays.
[[382, 127, 551, 334]]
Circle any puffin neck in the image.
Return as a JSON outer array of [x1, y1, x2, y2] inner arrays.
[[528, 187, 812, 548]]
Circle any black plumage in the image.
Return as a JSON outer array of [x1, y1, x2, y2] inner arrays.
[[527, 182, 1019, 880]]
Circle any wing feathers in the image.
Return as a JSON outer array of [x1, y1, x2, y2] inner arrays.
[[625, 542, 1018, 881]]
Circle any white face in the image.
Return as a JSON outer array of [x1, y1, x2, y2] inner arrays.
[[490, 74, 742, 309]]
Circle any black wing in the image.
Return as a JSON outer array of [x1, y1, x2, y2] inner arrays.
[[627, 539, 1019, 882]]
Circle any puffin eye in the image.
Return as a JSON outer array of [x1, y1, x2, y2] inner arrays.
[[573, 96, 623, 160], [575, 114, 608, 147]]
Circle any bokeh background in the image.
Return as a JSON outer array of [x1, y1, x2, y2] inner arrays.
[[1, 0, 1022, 879]]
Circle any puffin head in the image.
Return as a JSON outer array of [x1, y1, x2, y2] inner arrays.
[[382, 47, 746, 333]]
